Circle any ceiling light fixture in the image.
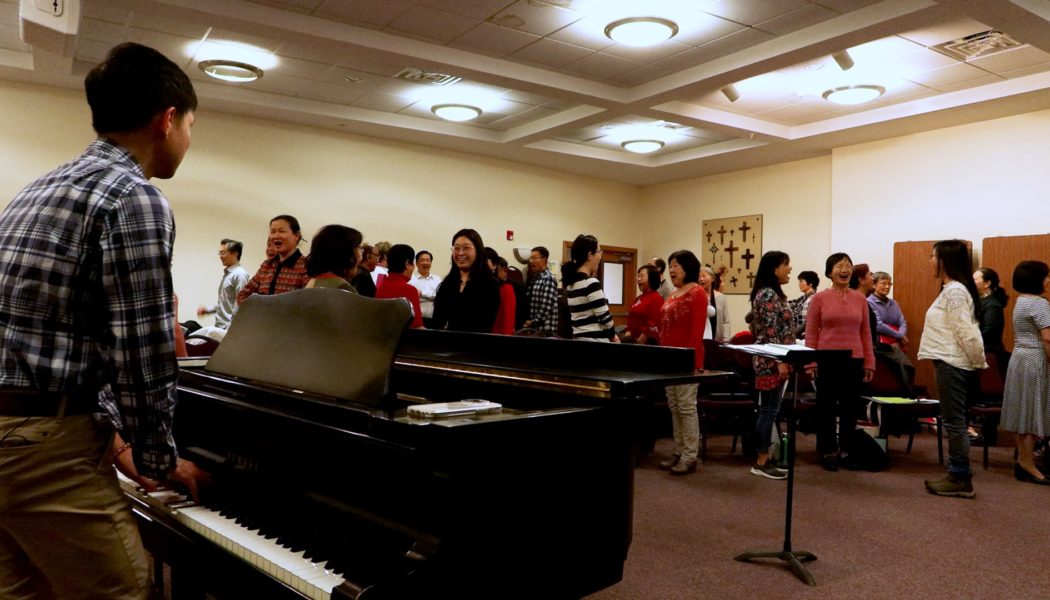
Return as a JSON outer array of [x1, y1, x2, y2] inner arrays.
[[832, 50, 855, 71], [822, 84, 885, 105], [604, 17, 679, 47], [621, 139, 665, 154], [431, 104, 482, 122], [198, 59, 264, 83], [721, 84, 740, 102]]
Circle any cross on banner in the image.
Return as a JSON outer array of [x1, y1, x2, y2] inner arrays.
[[724, 241, 739, 268], [739, 221, 751, 238], [741, 249, 755, 270], [717, 226, 727, 244]]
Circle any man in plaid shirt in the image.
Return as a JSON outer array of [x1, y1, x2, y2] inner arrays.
[[524, 246, 559, 335], [0, 43, 207, 598]]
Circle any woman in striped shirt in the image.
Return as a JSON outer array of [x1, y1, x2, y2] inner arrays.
[[562, 234, 619, 342]]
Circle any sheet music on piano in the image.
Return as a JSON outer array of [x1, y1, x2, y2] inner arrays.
[[730, 343, 813, 357]]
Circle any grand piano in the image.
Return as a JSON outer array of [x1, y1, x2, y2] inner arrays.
[[122, 289, 716, 599]]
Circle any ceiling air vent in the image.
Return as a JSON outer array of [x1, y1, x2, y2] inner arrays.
[[932, 30, 1025, 61], [393, 67, 461, 87]]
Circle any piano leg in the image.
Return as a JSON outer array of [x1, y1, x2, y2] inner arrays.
[[170, 563, 206, 600]]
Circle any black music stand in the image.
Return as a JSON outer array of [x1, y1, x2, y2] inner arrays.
[[729, 345, 847, 587]]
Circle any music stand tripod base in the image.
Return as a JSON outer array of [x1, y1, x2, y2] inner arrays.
[[733, 549, 817, 587]]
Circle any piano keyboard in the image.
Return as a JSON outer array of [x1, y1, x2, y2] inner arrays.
[[117, 472, 346, 600]]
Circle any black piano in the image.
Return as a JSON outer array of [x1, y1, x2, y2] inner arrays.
[[122, 289, 717, 599]]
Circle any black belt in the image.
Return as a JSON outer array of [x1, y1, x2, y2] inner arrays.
[[0, 390, 98, 417]]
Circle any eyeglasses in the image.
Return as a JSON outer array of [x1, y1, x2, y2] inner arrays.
[[452, 245, 476, 253], [217, 251, 230, 256]]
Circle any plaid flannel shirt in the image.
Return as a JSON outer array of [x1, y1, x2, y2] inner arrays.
[[0, 139, 179, 479], [526, 268, 558, 335]]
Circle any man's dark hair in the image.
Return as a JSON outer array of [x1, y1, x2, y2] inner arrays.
[[531, 246, 549, 260], [387, 244, 416, 274], [415, 250, 433, 262], [652, 257, 667, 274], [221, 238, 243, 260], [798, 270, 820, 289], [305, 225, 362, 278], [85, 43, 197, 134], [668, 250, 701, 284], [1013, 260, 1050, 295]]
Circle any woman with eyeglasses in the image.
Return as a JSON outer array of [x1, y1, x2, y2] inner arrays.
[[562, 234, 618, 342], [432, 229, 500, 332]]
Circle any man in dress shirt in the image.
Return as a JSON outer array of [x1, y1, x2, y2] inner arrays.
[[371, 240, 391, 287], [409, 250, 442, 328], [197, 238, 249, 329], [0, 42, 207, 598], [524, 246, 558, 335]]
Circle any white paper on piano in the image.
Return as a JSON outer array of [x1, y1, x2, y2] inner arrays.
[[730, 343, 814, 357], [408, 399, 502, 419]]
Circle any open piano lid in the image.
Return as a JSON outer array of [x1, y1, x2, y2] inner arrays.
[[204, 288, 411, 404]]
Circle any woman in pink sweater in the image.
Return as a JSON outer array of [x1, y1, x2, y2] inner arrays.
[[804, 253, 874, 471]]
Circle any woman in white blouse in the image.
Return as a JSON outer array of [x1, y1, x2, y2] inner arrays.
[[916, 240, 987, 499]]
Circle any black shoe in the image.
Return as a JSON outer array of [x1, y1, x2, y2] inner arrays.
[[1014, 463, 1050, 485], [839, 454, 862, 471], [820, 454, 838, 472]]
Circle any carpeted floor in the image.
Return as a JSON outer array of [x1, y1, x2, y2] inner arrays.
[[588, 429, 1050, 599]]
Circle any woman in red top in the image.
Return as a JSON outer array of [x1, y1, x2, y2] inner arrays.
[[376, 244, 424, 329], [804, 252, 875, 471], [484, 247, 517, 335], [625, 264, 663, 344], [658, 250, 708, 475]]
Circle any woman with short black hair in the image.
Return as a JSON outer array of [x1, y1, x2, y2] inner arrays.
[[237, 214, 310, 303], [973, 267, 1008, 356], [625, 264, 663, 344], [304, 224, 362, 292], [1001, 260, 1050, 484], [657, 249, 707, 476]]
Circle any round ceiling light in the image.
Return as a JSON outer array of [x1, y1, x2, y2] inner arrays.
[[822, 84, 885, 105], [198, 59, 264, 83], [431, 104, 482, 122], [621, 139, 665, 154], [604, 17, 679, 47]]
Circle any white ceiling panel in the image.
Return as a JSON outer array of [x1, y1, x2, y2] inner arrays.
[[6, 0, 1050, 185], [448, 22, 540, 57]]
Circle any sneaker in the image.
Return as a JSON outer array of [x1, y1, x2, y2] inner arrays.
[[658, 455, 680, 470], [924, 474, 975, 498], [750, 460, 787, 480], [769, 458, 789, 473]]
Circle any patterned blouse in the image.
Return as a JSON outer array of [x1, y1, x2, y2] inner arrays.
[[752, 287, 795, 390]]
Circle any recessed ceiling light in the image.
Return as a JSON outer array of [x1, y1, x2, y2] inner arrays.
[[431, 104, 482, 122], [822, 84, 885, 105], [621, 139, 665, 154], [198, 59, 264, 83], [604, 17, 678, 47]]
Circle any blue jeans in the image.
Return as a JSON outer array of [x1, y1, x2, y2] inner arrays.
[[755, 384, 785, 456], [933, 360, 977, 476]]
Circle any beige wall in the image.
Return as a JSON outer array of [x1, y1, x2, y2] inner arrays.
[[640, 157, 833, 337], [3, 79, 1049, 331], [831, 108, 1050, 273], [0, 81, 640, 324]]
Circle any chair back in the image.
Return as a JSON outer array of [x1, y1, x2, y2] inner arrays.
[[868, 351, 915, 398], [977, 351, 1006, 402]]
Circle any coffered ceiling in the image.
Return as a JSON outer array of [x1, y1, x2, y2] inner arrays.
[[4, 0, 1050, 184]]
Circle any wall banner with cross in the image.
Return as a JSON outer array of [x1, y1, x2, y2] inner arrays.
[[701, 214, 762, 295]]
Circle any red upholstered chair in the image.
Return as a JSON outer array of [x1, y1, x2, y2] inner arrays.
[[970, 351, 1008, 469], [867, 351, 943, 463], [184, 335, 220, 357]]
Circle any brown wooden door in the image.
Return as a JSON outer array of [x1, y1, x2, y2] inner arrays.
[[562, 242, 638, 328], [893, 240, 973, 397], [981, 234, 1050, 352]]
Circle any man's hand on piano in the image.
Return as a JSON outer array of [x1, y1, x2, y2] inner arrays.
[[168, 458, 212, 503]]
